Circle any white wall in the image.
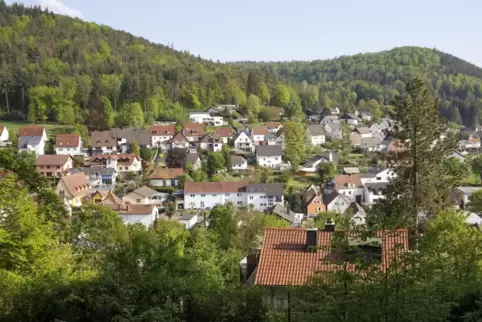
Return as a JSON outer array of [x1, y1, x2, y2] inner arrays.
[[247, 193, 283, 212], [363, 187, 386, 205], [152, 135, 173, 147], [179, 215, 198, 229], [120, 212, 157, 228], [150, 178, 179, 187], [310, 135, 326, 145], [257, 155, 282, 168], [337, 188, 363, 202], [232, 161, 248, 170], [185, 192, 247, 209], [252, 134, 266, 144], [56, 145, 82, 155], [234, 132, 254, 152]]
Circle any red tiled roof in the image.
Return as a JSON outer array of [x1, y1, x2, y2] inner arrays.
[[19, 126, 45, 137], [55, 134, 80, 148], [184, 181, 248, 194], [252, 125, 269, 136], [90, 153, 141, 165], [34, 155, 72, 166], [171, 132, 189, 143], [214, 127, 233, 138], [182, 123, 205, 137], [150, 167, 184, 179], [334, 174, 362, 189], [266, 122, 281, 129], [255, 228, 409, 286], [59, 172, 90, 198], [0, 126, 5, 136], [150, 125, 175, 136]]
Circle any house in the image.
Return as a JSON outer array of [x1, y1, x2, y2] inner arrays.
[[123, 186, 167, 206], [268, 204, 303, 226], [199, 134, 223, 152], [360, 136, 382, 151], [18, 126, 47, 155], [299, 152, 338, 173], [350, 134, 363, 148], [346, 202, 367, 226], [35, 155, 73, 177], [55, 134, 82, 155], [265, 133, 278, 146], [173, 213, 198, 229], [182, 123, 206, 143], [266, 122, 282, 134], [333, 174, 363, 203], [90, 131, 118, 154], [302, 185, 325, 216], [149, 167, 184, 187], [56, 172, 91, 207], [363, 182, 389, 205], [184, 182, 284, 212], [340, 113, 359, 125], [452, 187, 482, 209], [89, 154, 142, 173], [359, 167, 396, 185], [324, 121, 342, 140], [256, 145, 283, 168], [459, 136, 481, 150], [214, 127, 233, 144], [184, 153, 202, 170], [379, 118, 395, 131], [0, 125, 9, 147], [87, 190, 123, 205], [306, 125, 326, 146], [449, 150, 466, 162], [322, 189, 352, 213], [150, 125, 175, 150], [370, 123, 382, 134], [352, 127, 372, 138], [360, 111, 372, 122], [189, 112, 223, 127], [251, 125, 269, 145], [320, 115, 340, 125], [70, 166, 116, 187], [171, 132, 190, 149], [110, 128, 152, 153], [233, 131, 255, 153], [106, 204, 159, 228], [231, 155, 248, 171], [254, 227, 409, 305]]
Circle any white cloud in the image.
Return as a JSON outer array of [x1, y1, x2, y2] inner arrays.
[[39, 0, 82, 18]]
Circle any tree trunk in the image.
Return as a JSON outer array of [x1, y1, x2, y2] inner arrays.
[[5, 90, 9, 114]]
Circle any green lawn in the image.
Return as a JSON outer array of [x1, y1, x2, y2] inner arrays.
[[1, 121, 74, 137]]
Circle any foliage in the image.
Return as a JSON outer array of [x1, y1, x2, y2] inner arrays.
[[471, 155, 482, 181], [129, 141, 140, 156], [317, 162, 336, 182], [206, 152, 225, 177], [283, 120, 306, 169], [209, 203, 237, 250], [164, 201, 176, 219]]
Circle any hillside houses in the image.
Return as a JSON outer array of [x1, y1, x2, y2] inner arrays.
[[18, 126, 47, 155]]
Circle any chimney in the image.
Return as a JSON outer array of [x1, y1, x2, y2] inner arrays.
[[325, 218, 335, 232], [328, 151, 333, 162], [306, 228, 318, 248]]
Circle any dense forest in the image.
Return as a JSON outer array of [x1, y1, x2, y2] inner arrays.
[[237, 47, 482, 127], [0, 2, 482, 130]]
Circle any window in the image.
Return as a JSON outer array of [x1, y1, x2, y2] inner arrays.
[[275, 157, 278, 160], [249, 196, 254, 200], [237, 201, 242, 205], [376, 177, 381, 180], [349, 191, 352, 195], [137, 199, 141, 203], [212, 194, 217, 197], [237, 193, 241, 197], [263, 158, 266, 161], [201, 194, 206, 197], [200, 201, 205, 208], [225, 193, 230, 197], [190, 194, 195, 197]]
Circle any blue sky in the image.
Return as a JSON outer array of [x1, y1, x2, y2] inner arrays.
[[6, 0, 482, 66]]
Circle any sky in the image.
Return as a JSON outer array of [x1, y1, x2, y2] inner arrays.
[[6, 0, 482, 66]]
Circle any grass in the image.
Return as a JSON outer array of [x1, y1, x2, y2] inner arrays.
[[1, 121, 75, 137], [287, 173, 318, 189]]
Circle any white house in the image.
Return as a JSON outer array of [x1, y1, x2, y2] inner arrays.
[[184, 181, 284, 212], [333, 174, 364, 203], [123, 186, 166, 205], [363, 182, 389, 205], [189, 112, 223, 127], [340, 113, 359, 126], [149, 168, 183, 187], [360, 168, 396, 185], [0, 125, 9, 147], [90, 131, 118, 155], [452, 187, 482, 209], [324, 121, 342, 140], [199, 134, 223, 152], [320, 115, 340, 125], [299, 152, 336, 173], [56, 172, 91, 208], [107, 204, 159, 228], [89, 154, 142, 174], [18, 126, 47, 155], [55, 134, 82, 155], [256, 145, 283, 168], [231, 155, 248, 171], [70, 166, 117, 187], [323, 190, 352, 214], [233, 131, 254, 152], [251, 125, 269, 145], [370, 124, 382, 134], [185, 153, 202, 170], [175, 213, 198, 229], [150, 125, 175, 150], [266, 122, 282, 134], [306, 125, 326, 145]]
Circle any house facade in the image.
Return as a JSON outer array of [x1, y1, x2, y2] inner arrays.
[[56, 172, 91, 207], [18, 126, 47, 155], [233, 131, 254, 152], [231, 155, 248, 171], [256, 145, 283, 168], [184, 182, 284, 212], [123, 186, 167, 206], [106, 204, 159, 228], [0, 125, 9, 147], [90, 131, 118, 154], [182, 123, 206, 143], [199, 134, 223, 152], [189, 112, 223, 126], [89, 154, 142, 173], [35, 155, 73, 177], [149, 168, 184, 187], [150, 125, 175, 150], [71, 166, 117, 187], [214, 127, 233, 144], [251, 125, 269, 145], [55, 134, 82, 155], [333, 174, 363, 203], [306, 125, 326, 145]]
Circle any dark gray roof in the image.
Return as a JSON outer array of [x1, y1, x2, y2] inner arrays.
[[265, 133, 276, 140], [185, 153, 200, 164], [268, 204, 295, 223], [345, 202, 365, 216], [321, 151, 339, 165], [302, 155, 326, 167], [247, 183, 284, 196], [307, 124, 325, 136], [231, 155, 246, 164], [177, 213, 198, 220], [18, 136, 42, 149], [111, 128, 151, 146], [256, 145, 283, 157], [71, 166, 116, 176], [364, 182, 389, 191], [342, 113, 358, 120], [322, 190, 340, 206]]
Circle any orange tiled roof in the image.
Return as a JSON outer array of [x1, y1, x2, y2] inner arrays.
[[19, 126, 45, 137], [55, 134, 80, 148], [214, 127, 233, 138], [255, 228, 409, 286], [252, 125, 269, 136], [334, 174, 362, 189], [150, 167, 184, 179], [34, 154, 72, 166], [184, 181, 248, 194], [150, 125, 175, 136], [182, 123, 206, 137]]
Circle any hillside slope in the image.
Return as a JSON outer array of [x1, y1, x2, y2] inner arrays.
[[236, 47, 482, 127], [0, 2, 290, 129]]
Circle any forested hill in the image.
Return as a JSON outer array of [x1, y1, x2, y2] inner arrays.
[[0, 2, 289, 129], [236, 47, 482, 127]]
